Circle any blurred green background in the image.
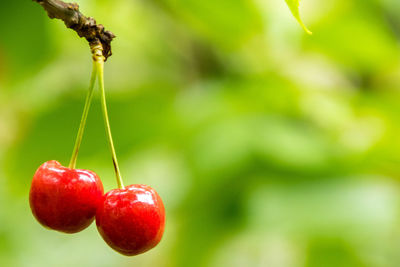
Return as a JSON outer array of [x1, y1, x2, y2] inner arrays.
[[1, 0, 400, 266]]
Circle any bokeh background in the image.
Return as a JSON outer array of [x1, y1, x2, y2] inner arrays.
[[1, 0, 400, 266]]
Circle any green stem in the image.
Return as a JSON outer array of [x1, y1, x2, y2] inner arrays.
[[69, 62, 97, 169], [96, 58, 125, 189]]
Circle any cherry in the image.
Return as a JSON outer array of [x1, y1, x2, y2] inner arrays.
[[96, 184, 165, 256], [29, 160, 104, 233], [28, 46, 102, 234]]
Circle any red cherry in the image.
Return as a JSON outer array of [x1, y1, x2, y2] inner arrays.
[[96, 184, 165, 256], [29, 160, 104, 233]]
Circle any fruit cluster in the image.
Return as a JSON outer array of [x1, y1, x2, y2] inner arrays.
[[29, 45, 165, 256]]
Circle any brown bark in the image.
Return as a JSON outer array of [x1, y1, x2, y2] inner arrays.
[[33, 0, 115, 60]]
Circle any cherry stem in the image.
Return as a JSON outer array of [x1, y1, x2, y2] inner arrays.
[[95, 52, 125, 189], [69, 61, 97, 169]]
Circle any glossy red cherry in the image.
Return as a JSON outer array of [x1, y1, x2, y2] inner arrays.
[[96, 184, 165, 256], [29, 160, 104, 233]]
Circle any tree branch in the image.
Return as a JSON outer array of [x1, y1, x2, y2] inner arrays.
[[33, 0, 115, 61]]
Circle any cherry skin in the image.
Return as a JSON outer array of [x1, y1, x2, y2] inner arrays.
[[29, 160, 104, 233], [96, 184, 165, 256]]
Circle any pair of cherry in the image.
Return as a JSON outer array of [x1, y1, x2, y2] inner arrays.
[[29, 46, 165, 256]]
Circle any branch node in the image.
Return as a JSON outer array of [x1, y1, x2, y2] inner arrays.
[[33, 0, 115, 61]]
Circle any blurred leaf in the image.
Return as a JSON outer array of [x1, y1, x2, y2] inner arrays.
[[306, 237, 365, 267], [162, 0, 263, 49], [0, 1, 54, 84], [306, 3, 399, 74], [285, 0, 312, 34]]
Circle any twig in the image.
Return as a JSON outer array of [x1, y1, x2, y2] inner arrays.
[[33, 0, 115, 60]]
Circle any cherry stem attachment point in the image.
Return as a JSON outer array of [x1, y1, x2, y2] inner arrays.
[[94, 47, 125, 189], [69, 59, 97, 169]]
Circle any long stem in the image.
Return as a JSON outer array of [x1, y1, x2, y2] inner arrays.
[[96, 58, 125, 189], [69, 62, 97, 169]]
